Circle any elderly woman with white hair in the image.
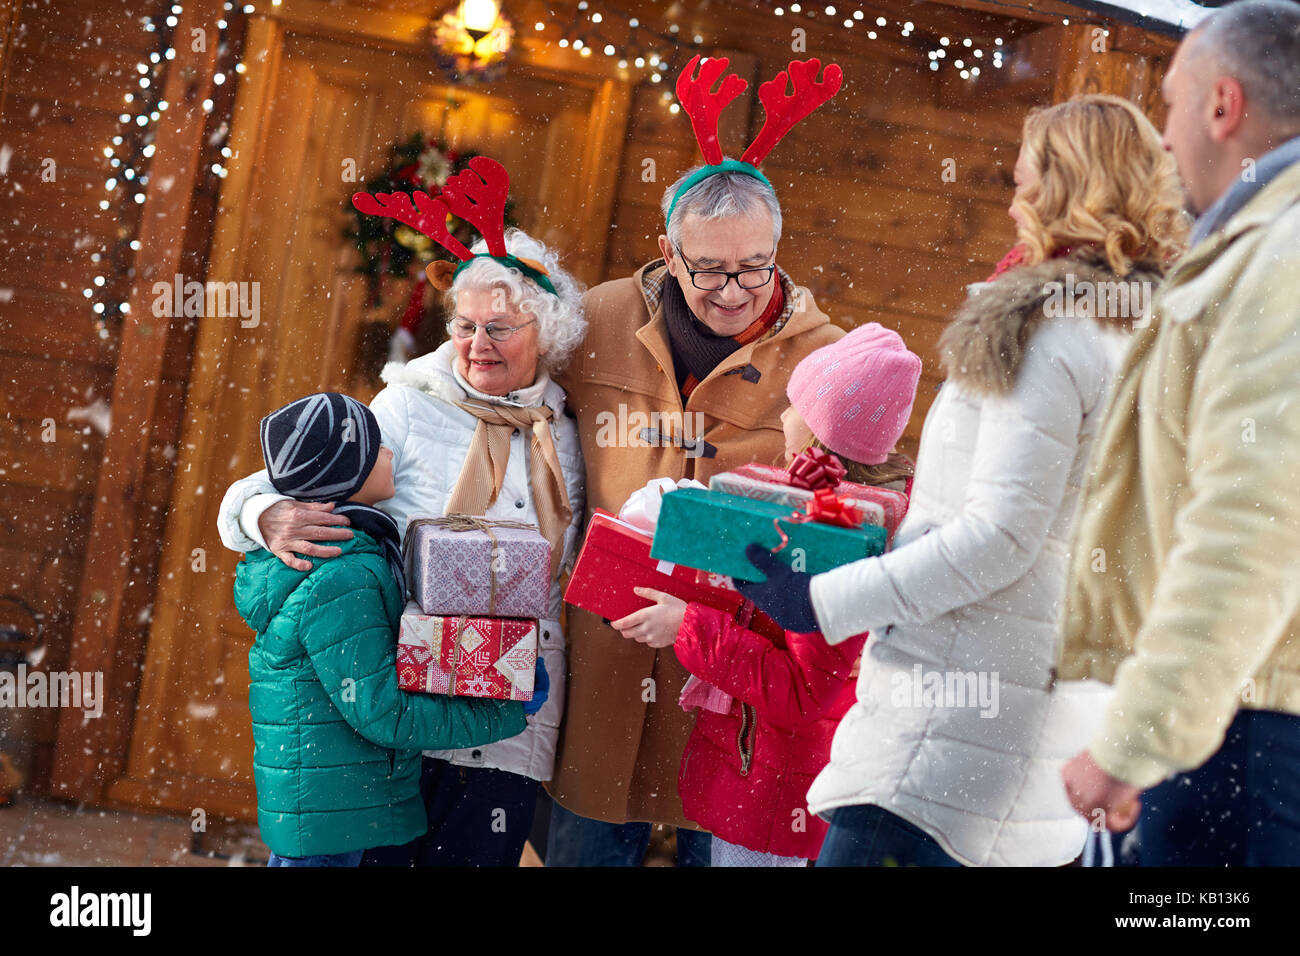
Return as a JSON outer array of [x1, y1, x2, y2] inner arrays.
[[217, 226, 588, 867]]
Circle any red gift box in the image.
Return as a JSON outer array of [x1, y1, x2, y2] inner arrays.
[[564, 510, 783, 640], [397, 602, 536, 701]]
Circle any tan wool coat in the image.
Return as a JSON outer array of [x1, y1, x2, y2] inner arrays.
[[1059, 159, 1300, 789], [549, 260, 844, 826]]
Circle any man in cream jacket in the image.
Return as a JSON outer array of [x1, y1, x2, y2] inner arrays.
[[1059, 0, 1300, 865]]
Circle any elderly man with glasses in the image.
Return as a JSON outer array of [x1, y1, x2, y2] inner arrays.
[[544, 157, 845, 867]]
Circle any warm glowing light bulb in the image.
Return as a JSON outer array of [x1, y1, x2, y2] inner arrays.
[[459, 0, 500, 34]]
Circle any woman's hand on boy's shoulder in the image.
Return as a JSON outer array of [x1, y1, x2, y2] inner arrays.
[[261, 500, 354, 572]]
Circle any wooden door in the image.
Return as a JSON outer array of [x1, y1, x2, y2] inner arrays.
[[108, 6, 630, 818]]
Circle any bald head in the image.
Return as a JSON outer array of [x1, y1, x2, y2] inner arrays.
[[1182, 0, 1300, 136]]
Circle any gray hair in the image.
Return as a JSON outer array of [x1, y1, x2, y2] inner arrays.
[[660, 162, 783, 249], [1188, 0, 1300, 129], [446, 227, 587, 374]]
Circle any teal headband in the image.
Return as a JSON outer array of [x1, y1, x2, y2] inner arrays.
[[453, 253, 558, 297], [666, 159, 774, 228]]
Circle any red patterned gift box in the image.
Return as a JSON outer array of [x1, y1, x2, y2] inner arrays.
[[404, 514, 551, 618], [397, 601, 536, 701], [563, 509, 784, 641]]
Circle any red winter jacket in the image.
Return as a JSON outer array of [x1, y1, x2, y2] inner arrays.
[[674, 601, 867, 859]]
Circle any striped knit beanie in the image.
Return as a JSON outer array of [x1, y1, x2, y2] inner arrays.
[[259, 392, 380, 502]]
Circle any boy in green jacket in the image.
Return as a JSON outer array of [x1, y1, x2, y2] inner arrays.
[[234, 392, 530, 866]]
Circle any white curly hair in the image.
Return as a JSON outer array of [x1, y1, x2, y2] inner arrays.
[[445, 228, 587, 374]]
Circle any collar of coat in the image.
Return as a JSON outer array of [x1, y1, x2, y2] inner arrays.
[[939, 247, 1166, 395], [379, 340, 569, 418], [1171, 155, 1300, 288], [637, 258, 802, 340]]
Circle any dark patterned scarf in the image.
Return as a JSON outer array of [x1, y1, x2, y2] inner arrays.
[[662, 273, 784, 399], [332, 503, 405, 599]]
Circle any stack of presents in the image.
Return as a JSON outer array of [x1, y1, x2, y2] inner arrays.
[[396, 516, 549, 703], [394, 450, 908, 704], [564, 449, 908, 640]]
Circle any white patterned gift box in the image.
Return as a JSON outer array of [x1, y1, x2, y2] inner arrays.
[[404, 514, 551, 618], [709, 464, 909, 540]]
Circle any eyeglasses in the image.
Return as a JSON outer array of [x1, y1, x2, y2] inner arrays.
[[673, 243, 777, 292], [446, 317, 537, 342]]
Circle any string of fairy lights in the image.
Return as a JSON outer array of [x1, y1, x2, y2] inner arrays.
[[86, 0, 1111, 330], [533, 0, 1110, 108], [87, 1, 250, 336]]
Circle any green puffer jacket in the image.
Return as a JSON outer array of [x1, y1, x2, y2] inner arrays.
[[234, 530, 527, 858]]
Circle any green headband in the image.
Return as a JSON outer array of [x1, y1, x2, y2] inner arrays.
[[666, 159, 774, 227], [453, 253, 558, 297]]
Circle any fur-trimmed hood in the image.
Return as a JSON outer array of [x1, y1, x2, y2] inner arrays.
[[940, 249, 1166, 394]]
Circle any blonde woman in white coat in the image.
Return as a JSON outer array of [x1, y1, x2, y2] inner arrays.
[[736, 95, 1188, 866], [217, 228, 587, 866]]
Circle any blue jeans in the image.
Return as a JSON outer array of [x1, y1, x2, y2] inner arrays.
[[1137, 708, 1300, 866], [816, 804, 961, 867], [267, 850, 364, 867], [361, 757, 540, 867], [545, 801, 712, 867]]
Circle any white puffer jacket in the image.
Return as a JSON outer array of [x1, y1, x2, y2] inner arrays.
[[217, 341, 586, 781], [806, 253, 1156, 866]]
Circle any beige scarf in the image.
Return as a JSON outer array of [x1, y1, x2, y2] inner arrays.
[[445, 400, 573, 579]]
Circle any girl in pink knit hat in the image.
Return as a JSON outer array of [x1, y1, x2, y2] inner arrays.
[[612, 321, 922, 866], [781, 321, 921, 490]]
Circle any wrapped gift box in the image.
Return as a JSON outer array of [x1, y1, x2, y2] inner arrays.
[[564, 509, 784, 640], [696, 569, 739, 593], [397, 601, 536, 701], [712, 463, 909, 542], [651, 487, 887, 582], [405, 515, 551, 618]]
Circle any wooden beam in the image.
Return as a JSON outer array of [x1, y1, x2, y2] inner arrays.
[[0, 0, 21, 120], [920, 0, 1086, 25], [1051, 20, 1165, 120], [48, 0, 225, 803]]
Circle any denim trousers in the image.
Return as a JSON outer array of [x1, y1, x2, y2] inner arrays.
[[815, 803, 961, 867], [267, 849, 364, 867], [1136, 707, 1300, 866], [545, 800, 712, 867], [361, 756, 540, 867]]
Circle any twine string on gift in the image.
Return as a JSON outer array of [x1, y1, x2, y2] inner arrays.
[[404, 514, 539, 616], [448, 614, 470, 692]]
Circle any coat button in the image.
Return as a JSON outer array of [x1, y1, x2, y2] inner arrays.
[[471, 749, 482, 758], [515, 499, 525, 509], [512, 428, 520, 436], [543, 629, 550, 640]]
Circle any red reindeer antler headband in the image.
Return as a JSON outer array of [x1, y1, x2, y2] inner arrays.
[[667, 55, 844, 224], [350, 156, 556, 295]]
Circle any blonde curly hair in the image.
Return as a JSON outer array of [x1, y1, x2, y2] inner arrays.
[[1011, 94, 1190, 276]]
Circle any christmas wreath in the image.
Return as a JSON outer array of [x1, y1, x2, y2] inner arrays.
[[343, 132, 517, 307]]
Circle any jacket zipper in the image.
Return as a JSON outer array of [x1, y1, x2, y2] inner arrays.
[[737, 703, 756, 776]]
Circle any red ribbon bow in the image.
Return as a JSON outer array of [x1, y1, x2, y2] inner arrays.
[[803, 487, 865, 528], [787, 448, 847, 492]]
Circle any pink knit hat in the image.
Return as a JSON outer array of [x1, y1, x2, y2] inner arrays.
[[786, 322, 922, 465]]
